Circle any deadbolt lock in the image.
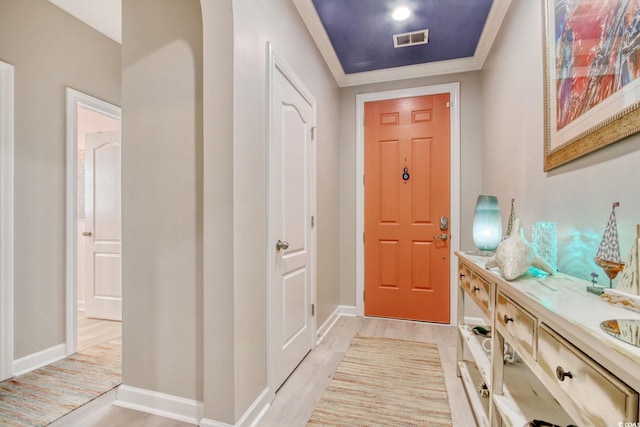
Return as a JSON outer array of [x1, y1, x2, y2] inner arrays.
[[440, 216, 449, 231]]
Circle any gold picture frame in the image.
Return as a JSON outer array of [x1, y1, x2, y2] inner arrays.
[[542, 0, 640, 171]]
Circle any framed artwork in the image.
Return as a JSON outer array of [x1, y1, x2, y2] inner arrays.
[[542, 0, 640, 171]]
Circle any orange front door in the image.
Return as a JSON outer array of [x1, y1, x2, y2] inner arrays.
[[364, 94, 450, 323]]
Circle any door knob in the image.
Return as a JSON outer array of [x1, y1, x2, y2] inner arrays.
[[434, 234, 448, 241], [82, 231, 92, 237], [276, 240, 289, 251]]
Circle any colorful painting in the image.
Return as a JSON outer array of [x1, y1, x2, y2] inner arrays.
[[543, 0, 640, 170], [556, 0, 640, 129]]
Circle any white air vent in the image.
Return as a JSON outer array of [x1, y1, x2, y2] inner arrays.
[[393, 29, 429, 48]]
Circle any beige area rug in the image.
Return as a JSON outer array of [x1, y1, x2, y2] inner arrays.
[[307, 335, 452, 427], [0, 340, 121, 426]]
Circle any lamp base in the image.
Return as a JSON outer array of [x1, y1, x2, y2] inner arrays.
[[466, 250, 496, 257]]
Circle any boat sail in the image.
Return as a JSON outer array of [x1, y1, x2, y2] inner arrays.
[[594, 202, 625, 286]]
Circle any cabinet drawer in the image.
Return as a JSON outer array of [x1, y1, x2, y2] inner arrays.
[[469, 274, 491, 314], [458, 263, 472, 290], [458, 262, 491, 315], [538, 324, 638, 426], [496, 292, 536, 357]]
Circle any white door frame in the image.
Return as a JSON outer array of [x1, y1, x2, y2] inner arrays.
[[265, 42, 317, 401], [0, 60, 15, 380], [65, 88, 121, 355], [355, 83, 461, 325]]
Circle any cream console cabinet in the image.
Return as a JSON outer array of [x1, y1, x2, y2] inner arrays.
[[456, 251, 640, 427]]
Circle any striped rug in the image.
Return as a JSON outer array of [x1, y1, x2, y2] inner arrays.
[[307, 335, 452, 427], [0, 341, 121, 426]]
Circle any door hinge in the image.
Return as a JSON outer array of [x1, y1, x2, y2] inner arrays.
[[363, 174, 365, 186], [311, 127, 316, 140], [311, 215, 315, 228], [363, 232, 365, 243], [363, 291, 365, 302], [446, 101, 450, 108], [311, 303, 315, 316]]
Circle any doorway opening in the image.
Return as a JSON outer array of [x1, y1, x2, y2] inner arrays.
[[355, 83, 461, 324], [65, 88, 122, 356]]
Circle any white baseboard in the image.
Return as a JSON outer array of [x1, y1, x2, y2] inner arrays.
[[114, 385, 270, 427], [199, 387, 270, 427], [115, 385, 203, 425], [50, 386, 117, 427], [337, 305, 356, 317], [13, 343, 66, 376], [316, 305, 356, 345]]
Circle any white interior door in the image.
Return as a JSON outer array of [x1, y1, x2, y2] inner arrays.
[[269, 55, 316, 392], [84, 130, 121, 321]]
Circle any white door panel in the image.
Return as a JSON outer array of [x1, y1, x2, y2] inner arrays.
[[269, 55, 316, 392], [85, 131, 121, 321], [282, 268, 307, 346]]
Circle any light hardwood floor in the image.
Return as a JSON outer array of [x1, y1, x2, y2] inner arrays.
[[77, 311, 122, 351], [82, 315, 476, 426]]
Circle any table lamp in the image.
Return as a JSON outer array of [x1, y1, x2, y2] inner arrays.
[[472, 195, 502, 255]]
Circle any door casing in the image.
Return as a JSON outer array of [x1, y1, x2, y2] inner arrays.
[[355, 83, 461, 324], [265, 42, 317, 401], [65, 88, 121, 355], [0, 60, 15, 381]]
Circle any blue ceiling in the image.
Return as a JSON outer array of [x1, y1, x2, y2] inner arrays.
[[311, 0, 494, 74]]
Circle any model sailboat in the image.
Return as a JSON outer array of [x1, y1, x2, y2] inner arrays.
[[602, 224, 640, 312], [594, 203, 625, 287]]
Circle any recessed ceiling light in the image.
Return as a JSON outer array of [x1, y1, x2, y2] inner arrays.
[[392, 6, 412, 21]]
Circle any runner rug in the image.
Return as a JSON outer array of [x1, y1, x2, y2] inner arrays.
[[0, 340, 121, 426], [307, 335, 452, 427]]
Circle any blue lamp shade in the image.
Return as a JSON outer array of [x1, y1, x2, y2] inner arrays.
[[472, 195, 502, 252]]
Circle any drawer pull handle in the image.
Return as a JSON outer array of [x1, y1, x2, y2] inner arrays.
[[472, 286, 480, 292], [503, 314, 513, 324], [555, 366, 573, 381], [460, 273, 466, 279]]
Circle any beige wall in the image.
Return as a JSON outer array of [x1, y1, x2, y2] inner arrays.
[[222, 0, 341, 421], [201, 0, 235, 421], [123, 0, 340, 422], [482, 1, 640, 284], [0, 0, 120, 359], [122, 0, 203, 400], [338, 73, 484, 306]]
